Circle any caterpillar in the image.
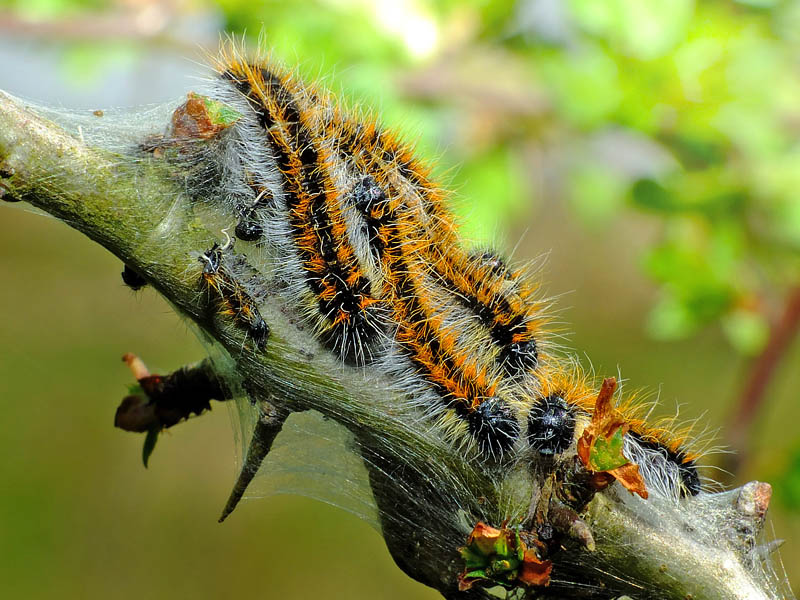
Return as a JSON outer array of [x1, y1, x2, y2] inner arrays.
[[196, 46, 703, 497], [199, 239, 270, 350], [531, 366, 703, 498]]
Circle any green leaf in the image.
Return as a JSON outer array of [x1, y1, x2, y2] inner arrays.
[[492, 530, 511, 557], [464, 569, 488, 579], [589, 428, 629, 471], [201, 96, 242, 127], [646, 295, 698, 339], [142, 428, 159, 468], [721, 310, 769, 355], [127, 383, 143, 396], [631, 179, 673, 212], [461, 547, 488, 569]]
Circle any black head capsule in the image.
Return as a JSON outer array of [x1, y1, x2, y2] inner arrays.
[[235, 212, 264, 241], [249, 315, 270, 350], [235, 191, 272, 242], [468, 397, 520, 459], [200, 243, 223, 273], [527, 394, 576, 456], [121, 264, 147, 291]]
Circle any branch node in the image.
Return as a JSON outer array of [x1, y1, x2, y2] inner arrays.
[[114, 355, 230, 433]]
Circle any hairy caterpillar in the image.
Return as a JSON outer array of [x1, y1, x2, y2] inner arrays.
[[186, 46, 705, 500], [199, 238, 270, 350]]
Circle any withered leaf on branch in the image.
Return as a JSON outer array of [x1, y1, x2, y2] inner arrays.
[[171, 92, 241, 140], [577, 377, 648, 499]]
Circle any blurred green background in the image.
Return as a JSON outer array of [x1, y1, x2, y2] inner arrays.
[[1, 0, 798, 597]]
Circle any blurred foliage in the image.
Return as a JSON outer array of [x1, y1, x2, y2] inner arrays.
[[776, 443, 800, 510]]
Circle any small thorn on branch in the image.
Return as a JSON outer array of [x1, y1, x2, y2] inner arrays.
[[755, 539, 785, 559], [218, 400, 290, 523]]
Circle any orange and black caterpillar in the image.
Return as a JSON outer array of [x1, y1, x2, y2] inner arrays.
[[200, 241, 269, 350], [219, 66, 385, 365], [201, 48, 703, 496]]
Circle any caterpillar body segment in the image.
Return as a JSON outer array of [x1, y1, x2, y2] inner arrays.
[[625, 432, 702, 497], [527, 367, 704, 498]]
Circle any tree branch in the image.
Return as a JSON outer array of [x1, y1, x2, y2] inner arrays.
[[0, 91, 791, 600]]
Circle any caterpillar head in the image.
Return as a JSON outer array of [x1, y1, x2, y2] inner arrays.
[[527, 394, 577, 456]]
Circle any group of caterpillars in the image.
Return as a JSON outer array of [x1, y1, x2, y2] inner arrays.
[[138, 46, 704, 507]]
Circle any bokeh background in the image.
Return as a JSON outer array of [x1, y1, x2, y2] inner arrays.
[[1, 0, 798, 597]]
